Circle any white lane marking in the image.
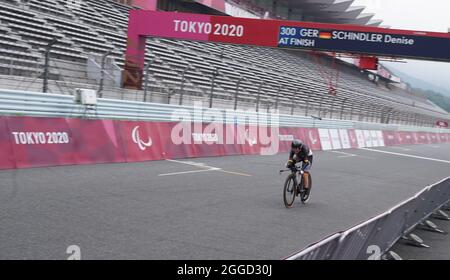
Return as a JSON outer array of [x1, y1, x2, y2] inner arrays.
[[166, 159, 213, 169], [162, 159, 252, 177], [431, 145, 440, 148], [220, 170, 252, 177], [360, 148, 450, 164], [330, 151, 357, 158], [158, 168, 220, 177], [389, 146, 411, 151], [329, 150, 375, 159]]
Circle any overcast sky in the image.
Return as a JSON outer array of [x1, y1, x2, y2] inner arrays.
[[352, 0, 450, 93]]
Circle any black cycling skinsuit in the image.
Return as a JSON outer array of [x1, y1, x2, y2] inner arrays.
[[288, 144, 313, 171]]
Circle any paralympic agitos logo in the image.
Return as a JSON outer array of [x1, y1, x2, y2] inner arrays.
[[132, 126, 152, 151]]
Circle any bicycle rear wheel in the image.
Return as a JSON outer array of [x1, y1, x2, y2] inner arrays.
[[300, 173, 312, 203], [283, 174, 296, 208]]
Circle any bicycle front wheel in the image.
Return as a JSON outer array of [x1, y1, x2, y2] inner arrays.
[[283, 174, 296, 208]]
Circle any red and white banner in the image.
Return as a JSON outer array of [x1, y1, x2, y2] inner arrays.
[[0, 117, 15, 169], [0, 116, 449, 170], [7, 116, 75, 168], [347, 129, 359, 149], [318, 129, 332, 150]]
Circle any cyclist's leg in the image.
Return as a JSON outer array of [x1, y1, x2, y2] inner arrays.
[[302, 156, 313, 189]]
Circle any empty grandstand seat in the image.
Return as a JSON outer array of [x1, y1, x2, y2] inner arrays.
[[0, 0, 447, 124]]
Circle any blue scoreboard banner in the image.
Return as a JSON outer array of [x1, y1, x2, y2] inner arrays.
[[278, 26, 450, 61]]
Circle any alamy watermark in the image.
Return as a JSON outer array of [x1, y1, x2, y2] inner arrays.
[[367, 245, 382, 260], [169, 101, 281, 155], [66, 245, 81, 260]]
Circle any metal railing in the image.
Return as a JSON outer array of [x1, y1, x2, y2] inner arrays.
[[286, 177, 450, 260], [0, 89, 448, 133], [0, 50, 447, 128]]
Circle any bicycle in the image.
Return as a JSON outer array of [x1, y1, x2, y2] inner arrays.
[[279, 163, 312, 208]]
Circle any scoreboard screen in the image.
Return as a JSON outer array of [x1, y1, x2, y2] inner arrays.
[[124, 10, 450, 88], [277, 26, 450, 61]]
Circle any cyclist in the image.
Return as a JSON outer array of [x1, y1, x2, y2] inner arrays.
[[286, 139, 313, 196]]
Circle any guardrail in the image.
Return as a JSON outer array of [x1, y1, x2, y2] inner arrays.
[[285, 177, 450, 260], [0, 89, 447, 133]]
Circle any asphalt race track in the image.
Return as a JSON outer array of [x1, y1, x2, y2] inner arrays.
[[1, 143, 449, 260]]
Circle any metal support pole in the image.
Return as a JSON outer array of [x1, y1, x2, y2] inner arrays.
[[291, 99, 295, 115], [339, 98, 348, 120], [43, 38, 58, 93], [209, 68, 218, 108], [305, 90, 310, 117], [9, 58, 14, 76], [291, 88, 300, 116], [256, 81, 264, 112], [234, 77, 242, 111], [371, 107, 377, 123], [387, 108, 393, 124], [275, 85, 281, 110], [143, 62, 151, 102], [387, 108, 394, 124], [329, 96, 336, 119], [318, 94, 325, 118], [266, 102, 272, 113], [410, 114, 416, 126], [380, 107, 387, 123], [167, 88, 174, 104], [179, 66, 189, 106], [349, 101, 355, 121], [98, 50, 112, 98]]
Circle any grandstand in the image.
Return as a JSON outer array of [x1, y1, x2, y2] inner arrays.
[[0, 0, 448, 127]]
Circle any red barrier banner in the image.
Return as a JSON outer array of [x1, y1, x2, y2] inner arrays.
[[411, 132, 420, 144], [304, 128, 322, 151], [67, 118, 126, 164], [222, 124, 244, 156], [416, 132, 429, 144], [191, 123, 227, 158], [347, 129, 359, 149], [395, 131, 404, 145], [119, 121, 165, 162], [278, 127, 295, 154], [279, 127, 322, 152], [428, 133, 437, 143], [1, 115, 449, 170], [434, 133, 441, 143], [401, 132, 415, 145], [159, 121, 198, 159], [382, 131, 398, 146], [0, 117, 15, 169], [429, 133, 434, 143], [236, 124, 261, 156], [6, 116, 75, 168]]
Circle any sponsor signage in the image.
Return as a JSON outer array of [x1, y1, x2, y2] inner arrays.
[[125, 11, 450, 89], [277, 26, 450, 61], [1, 116, 450, 170]]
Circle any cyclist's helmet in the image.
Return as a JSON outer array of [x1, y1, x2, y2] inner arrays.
[[291, 139, 303, 149]]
